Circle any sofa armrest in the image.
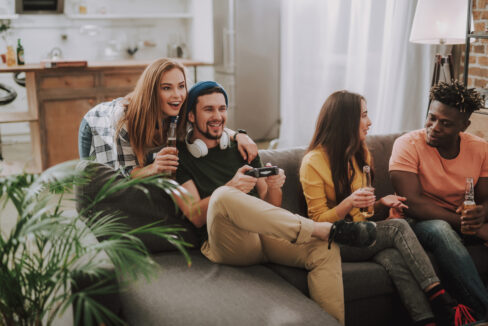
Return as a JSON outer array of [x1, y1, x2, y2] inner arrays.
[[75, 161, 202, 254]]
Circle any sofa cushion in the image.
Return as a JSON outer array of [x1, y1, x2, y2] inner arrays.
[[259, 147, 308, 216], [265, 261, 410, 326], [119, 251, 341, 326], [75, 161, 202, 253], [365, 133, 404, 199], [266, 261, 394, 300]]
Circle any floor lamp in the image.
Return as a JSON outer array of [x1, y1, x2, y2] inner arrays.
[[409, 0, 469, 115]]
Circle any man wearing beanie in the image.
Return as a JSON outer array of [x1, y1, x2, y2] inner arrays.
[[174, 81, 377, 326]]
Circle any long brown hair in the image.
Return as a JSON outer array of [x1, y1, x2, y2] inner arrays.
[[307, 90, 370, 208], [117, 58, 188, 166]]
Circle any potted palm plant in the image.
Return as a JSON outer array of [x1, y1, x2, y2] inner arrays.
[[0, 160, 191, 325]]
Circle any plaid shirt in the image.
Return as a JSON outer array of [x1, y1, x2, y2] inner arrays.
[[83, 98, 137, 175]]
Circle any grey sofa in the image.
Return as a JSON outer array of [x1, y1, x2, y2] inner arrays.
[[76, 133, 488, 326]]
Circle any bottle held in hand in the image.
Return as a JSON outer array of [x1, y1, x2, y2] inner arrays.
[[461, 177, 476, 235], [360, 165, 374, 218], [166, 116, 178, 179]]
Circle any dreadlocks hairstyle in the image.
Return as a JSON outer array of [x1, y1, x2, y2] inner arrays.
[[430, 81, 485, 116]]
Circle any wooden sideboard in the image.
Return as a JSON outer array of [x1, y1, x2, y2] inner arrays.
[[0, 60, 211, 174]]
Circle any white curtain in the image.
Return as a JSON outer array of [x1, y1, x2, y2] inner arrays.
[[278, 0, 436, 148]]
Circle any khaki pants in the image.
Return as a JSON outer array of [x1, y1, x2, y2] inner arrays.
[[201, 186, 345, 325]]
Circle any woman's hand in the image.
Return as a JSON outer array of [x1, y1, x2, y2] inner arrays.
[[348, 188, 376, 208], [235, 133, 258, 163], [151, 147, 179, 175]]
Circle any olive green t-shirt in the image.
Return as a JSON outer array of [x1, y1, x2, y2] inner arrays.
[[176, 140, 262, 199]]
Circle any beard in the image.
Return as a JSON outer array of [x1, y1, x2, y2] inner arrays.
[[194, 120, 223, 140]]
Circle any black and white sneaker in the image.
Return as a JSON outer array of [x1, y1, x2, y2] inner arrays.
[[328, 220, 377, 249]]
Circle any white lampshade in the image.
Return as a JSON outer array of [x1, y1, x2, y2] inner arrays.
[[410, 0, 468, 44]]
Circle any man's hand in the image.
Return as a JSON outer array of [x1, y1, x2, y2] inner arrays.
[[235, 133, 258, 164], [151, 147, 179, 175], [225, 165, 258, 193], [264, 163, 285, 190], [456, 204, 485, 233], [380, 195, 408, 209]]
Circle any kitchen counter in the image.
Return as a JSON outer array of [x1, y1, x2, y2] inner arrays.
[[0, 59, 212, 175], [0, 59, 212, 72]]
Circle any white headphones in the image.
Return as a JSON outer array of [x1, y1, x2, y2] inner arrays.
[[185, 128, 230, 158]]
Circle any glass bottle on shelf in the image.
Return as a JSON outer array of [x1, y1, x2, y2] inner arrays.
[[16, 38, 24, 65]]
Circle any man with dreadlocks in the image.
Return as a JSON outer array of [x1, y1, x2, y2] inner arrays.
[[389, 81, 488, 325]]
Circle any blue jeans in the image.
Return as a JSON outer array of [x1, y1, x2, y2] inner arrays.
[[410, 219, 488, 318], [78, 118, 92, 159]]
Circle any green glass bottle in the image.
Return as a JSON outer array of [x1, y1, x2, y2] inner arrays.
[[17, 39, 24, 65]]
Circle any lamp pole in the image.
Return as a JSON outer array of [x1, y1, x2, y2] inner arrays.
[[463, 0, 473, 86]]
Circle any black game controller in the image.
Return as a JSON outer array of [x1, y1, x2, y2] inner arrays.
[[244, 166, 280, 178]]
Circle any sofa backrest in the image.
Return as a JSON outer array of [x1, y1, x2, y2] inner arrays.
[[76, 133, 404, 254], [365, 133, 404, 199], [259, 133, 404, 217], [260, 147, 308, 215]]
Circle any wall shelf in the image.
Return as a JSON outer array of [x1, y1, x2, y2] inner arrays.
[[65, 13, 192, 20]]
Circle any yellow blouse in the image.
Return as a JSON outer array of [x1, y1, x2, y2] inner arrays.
[[299, 147, 371, 222]]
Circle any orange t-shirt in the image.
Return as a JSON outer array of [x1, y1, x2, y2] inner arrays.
[[389, 129, 488, 211]]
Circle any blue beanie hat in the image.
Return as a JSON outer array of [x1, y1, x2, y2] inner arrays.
[[186, 81, 228, 117]]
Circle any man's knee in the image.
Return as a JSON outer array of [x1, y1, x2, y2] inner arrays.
[[414, 219, 461, 247], [306, 241, 341, 270], [209, 186, 235, 210], [415, 219, 454, 236]]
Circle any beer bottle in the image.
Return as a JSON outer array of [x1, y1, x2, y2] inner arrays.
[[166, 116, 178, 179], [461, 177, 476, 235], [16, 39, 24, 65], [360, 165, 374, 218]]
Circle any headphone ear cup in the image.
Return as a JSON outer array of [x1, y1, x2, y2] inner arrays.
[[186, 130, 209, 158], [220, 131, 230, 150]]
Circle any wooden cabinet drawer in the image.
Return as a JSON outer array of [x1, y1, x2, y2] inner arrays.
[[42, 98, 96, 167], [103, 71, 143, 88], [39, 74, 95, 89]]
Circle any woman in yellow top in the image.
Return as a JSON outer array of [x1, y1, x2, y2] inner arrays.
[[300, 90, 476, 326]]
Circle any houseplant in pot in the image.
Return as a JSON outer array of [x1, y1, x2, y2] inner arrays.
[[0, 160, 191, 325]]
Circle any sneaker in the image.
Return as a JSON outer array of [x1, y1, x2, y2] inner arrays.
[[328, 220, 376, 249]]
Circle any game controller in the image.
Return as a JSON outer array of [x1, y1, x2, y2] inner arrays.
[[244, 166, 280, 178]]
